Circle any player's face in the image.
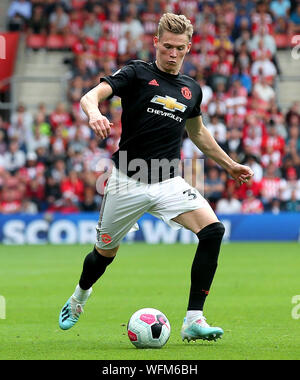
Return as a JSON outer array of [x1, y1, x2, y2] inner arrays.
[[154, 31, 191, 75]]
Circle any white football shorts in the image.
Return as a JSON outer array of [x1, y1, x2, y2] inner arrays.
[[95, 167, 211, 249]]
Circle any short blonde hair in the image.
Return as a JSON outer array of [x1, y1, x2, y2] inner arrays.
[[157, 13, 193, 41]]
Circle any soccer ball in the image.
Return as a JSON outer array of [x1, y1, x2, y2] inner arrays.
[[127, 308, 171, 348]]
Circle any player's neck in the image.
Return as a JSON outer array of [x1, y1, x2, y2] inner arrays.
[[155, 60, 180, 76]]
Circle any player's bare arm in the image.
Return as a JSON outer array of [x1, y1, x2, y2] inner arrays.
[[80, 81, 113, 140], [186, 115, 254, 184]]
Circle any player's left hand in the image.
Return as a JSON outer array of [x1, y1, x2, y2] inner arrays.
[[228, 163, 254, 186]]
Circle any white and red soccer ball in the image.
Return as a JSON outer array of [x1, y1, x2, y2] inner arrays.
[[127, 308, 171, 348]]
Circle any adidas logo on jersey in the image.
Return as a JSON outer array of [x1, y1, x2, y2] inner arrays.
[[148, 79, 159, 86]]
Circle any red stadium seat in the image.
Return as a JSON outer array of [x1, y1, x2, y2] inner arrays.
[[64, 34, 79, 49], [274, 34, 289, 49], [46, 34, 65, 49], [26, 34, 47, 49]]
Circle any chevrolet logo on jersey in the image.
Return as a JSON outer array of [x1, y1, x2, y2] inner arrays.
[[150, 95, 187, 113]]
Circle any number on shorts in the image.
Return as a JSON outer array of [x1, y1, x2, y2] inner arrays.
[[183, 188, 197, 200]]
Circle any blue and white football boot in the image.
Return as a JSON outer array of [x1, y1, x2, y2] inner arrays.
[[181, 316, 224, 342], [59, 287, 92, 330], [59, 296, 85, 330]]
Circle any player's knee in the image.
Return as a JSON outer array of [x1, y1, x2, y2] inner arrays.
[[95, 245, 119, 258], [196, 221, 225, 241]]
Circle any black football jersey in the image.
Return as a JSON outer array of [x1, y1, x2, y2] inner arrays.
[[100, 60, 202, 182]]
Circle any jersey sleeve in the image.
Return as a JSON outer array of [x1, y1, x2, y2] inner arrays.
[[188, 86, 203, 119], [100, 62, 136, 98]]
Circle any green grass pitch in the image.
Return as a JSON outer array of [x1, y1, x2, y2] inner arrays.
[[0, 242, 299, 360]]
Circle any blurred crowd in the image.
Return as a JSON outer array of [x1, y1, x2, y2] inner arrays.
[[1, 0, 300, 214]]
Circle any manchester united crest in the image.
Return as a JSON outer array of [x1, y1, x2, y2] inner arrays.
[[181, 86, 192, 100]]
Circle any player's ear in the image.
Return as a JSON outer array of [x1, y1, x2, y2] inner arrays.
[[153, 35, 159, 48], [187, 42, 192, 53]]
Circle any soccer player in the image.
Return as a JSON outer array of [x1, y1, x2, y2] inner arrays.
[[59, 13, 253, 342]]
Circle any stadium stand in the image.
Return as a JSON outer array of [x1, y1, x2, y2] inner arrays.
[[0, 0, 300, 215]]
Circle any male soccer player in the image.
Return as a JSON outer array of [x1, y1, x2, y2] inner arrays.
[[59, 13, 253, 342]]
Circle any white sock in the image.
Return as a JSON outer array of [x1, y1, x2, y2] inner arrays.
[[186, 310, 203, 324], [72, 284, 92, 304]]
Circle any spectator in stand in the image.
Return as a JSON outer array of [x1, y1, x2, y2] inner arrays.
[[45, 174, 62, 206], [70, 117, 90, 146], [243, 154, 264, 182], [285, 101, 300, 126], [50, 124, 68, 156], [3, 139, 26, 174], [243, 123, 264, 158], [210, 47, 234, 90], [49, 102, 72, 131], [250, 25, 281, 75], [61, 170, 84, 204], [285, 190, 300, 211], [251, 36, 273, 62], [234, 40, 252, 73], [261, 123, 285, 168], [286, 115, 300, 148], [101, 8, 122, 41], [261, 162, 282, 209], [216, 182, 242, 214], [21, 197, 38, 213], [48, 191, 80, 213], [197, 78, 213, 113], [80, 186, 98, 211], [232, 5, 252, 41], [207, 82, 227, 118], [82, 12, 102, 42], [270, 198, 281, 214], [234, 29, 252, 52], [7, 0, 32, 31], [234, 174, 262, 200], [251, 1, 273, 35], [206, 115, 227, 146], [280, 166, 300, 204], [0, 186, 22, 214], [120, 7, 145, 41], [118, 30, 141, 64], [68, 75, 85, 104], [252, 75, 276, 113], [267, 105, 287, 139], [225, 79, 248, 124], [9, 103, 33, 151], [204, 167, 226, 208], [250, 53, 277, 84], [49, 4, 70, 35], [270, 0, 291, 20], [33, 111, 51, 137], [68, 8, 84, 36], [285, 121, 300, 165], [50, 158, 66, 183], [27, 4, 48, 35], [27, 121, 50, 153], [97, 25, 118, 61], [241, 190, 264, 213], [231, 63, 252, 95], [223, 127, 244, 159]]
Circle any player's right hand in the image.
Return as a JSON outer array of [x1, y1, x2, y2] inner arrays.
[[88, 111, 113, 140]]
